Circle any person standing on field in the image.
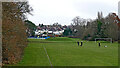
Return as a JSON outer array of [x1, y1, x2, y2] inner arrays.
[[80, 41, 83, 47], [98, 42, 101, 47], [77, 41, 79, 46]]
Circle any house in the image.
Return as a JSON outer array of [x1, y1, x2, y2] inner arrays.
[[35, 24, 65, 37]]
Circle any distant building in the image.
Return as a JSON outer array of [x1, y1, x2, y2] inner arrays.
[[35, 24, 65, 37]]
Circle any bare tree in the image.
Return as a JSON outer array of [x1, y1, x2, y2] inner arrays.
[[2, 2, 33, 64], [104, 13, 118, 41]]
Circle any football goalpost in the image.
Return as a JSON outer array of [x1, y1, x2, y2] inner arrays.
[[95, 38, 112, 43]]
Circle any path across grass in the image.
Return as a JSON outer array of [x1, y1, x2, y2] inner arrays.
[[13, 37, 118, 66]]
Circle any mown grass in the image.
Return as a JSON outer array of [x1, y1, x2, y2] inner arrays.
[[45, 37, 73, 41], [12, 37, 118, 66]]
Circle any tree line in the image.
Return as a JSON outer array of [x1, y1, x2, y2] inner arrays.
[[64, 12, 119, 41]]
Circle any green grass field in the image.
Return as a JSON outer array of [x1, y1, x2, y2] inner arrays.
[[13, 37, 118, 66]]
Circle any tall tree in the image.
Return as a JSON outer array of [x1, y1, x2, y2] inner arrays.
[[2, 2, 33, 64], [71, 16, 88, 38], [104, 13, 118, 41], [63, 28, 72, 36], [25, 20, 36, 37]]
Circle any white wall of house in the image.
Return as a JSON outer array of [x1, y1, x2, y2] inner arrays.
[[35, 29, 64, 36]]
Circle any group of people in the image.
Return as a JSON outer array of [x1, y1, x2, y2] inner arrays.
[[77, 41, 103, 47], [77, 41, 83, 47]]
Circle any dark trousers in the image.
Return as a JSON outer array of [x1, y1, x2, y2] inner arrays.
[[77, 42, 79, 46]]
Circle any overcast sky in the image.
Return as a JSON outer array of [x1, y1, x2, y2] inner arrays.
[[27, 0, 119, 26]]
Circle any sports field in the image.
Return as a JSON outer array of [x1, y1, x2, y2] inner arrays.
[[14, 37, 118, 66]]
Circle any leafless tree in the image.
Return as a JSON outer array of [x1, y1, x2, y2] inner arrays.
[[2, 2, 33, 64]]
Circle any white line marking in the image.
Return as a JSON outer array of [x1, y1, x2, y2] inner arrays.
[[43, 46, 53, 67]]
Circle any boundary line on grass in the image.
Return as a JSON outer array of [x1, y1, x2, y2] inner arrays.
[[43, 46, 53, 67]]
